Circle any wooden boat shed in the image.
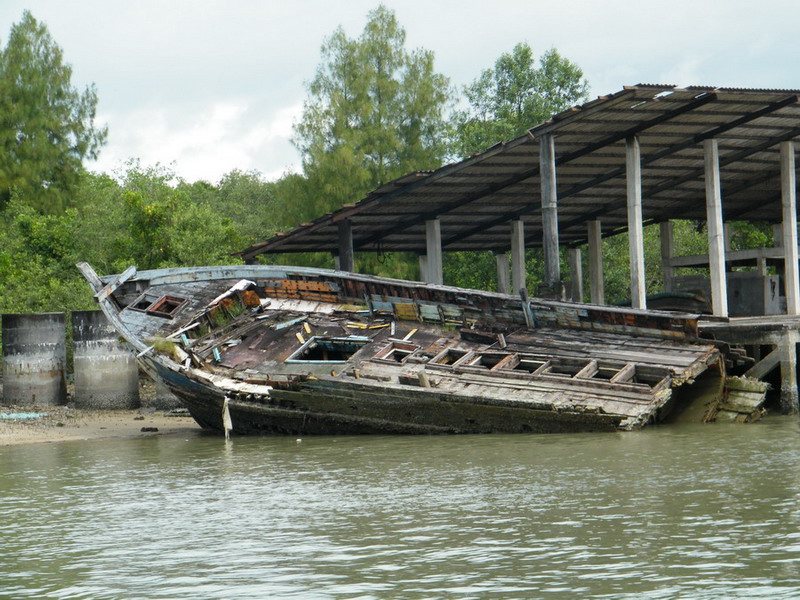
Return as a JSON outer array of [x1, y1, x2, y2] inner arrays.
[[240, 85, 800, 412]]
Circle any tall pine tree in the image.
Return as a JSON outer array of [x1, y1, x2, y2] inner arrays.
[[0, 11, 107, 212]]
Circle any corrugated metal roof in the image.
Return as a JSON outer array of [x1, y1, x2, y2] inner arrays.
[[239, 85, 800, 260]]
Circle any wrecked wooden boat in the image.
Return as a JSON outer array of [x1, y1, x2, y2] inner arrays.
[[78, 262, 732, 435]]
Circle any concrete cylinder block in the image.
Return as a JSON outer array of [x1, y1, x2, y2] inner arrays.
[[2, 313, 67, 406], [72, 310, 140, 409]]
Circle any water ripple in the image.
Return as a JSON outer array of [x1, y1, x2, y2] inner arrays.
[[1, 418, 800, 598]]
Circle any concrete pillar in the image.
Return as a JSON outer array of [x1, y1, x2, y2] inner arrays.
[[769, 223, 783, 277], [511, 220, 526, 295], [588, 219, 605, 305], [425, 219, 443, 285], [773, 223, 784, 248], [626, 136, 647, 309], [569, 248, 583, 302], [337, 220, 355, 273], [704, 138, 729, 317], [418, 255, 428, 282], [332, 253, 341, 270], [660, 221, 675, 292], [2, 313, 66, 406], [779, 330, 799, 414], [72, 310, 139, 409], [495, 252, 510, 295], [724, 223, 734, 251], [781, 140, 800, 315], [539, 134, 561, 288]]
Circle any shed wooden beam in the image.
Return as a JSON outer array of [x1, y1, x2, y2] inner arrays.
[[704, 138, 728, 317], [626, 136, 647, 309], [781, 140, 800, 315]]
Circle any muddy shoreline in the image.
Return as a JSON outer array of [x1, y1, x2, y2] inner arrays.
[[0, 405, 202, 445]]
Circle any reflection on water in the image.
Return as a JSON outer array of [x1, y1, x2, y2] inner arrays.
[[1, 417, 800, 599]]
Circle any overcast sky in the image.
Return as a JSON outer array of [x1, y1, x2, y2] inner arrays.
[[3, 0, 800, 184]]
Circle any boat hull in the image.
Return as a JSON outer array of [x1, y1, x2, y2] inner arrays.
[[77, 262, 743, 436], [146, 356, 624, 435]]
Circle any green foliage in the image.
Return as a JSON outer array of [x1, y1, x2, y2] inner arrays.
[[451, 44, 589, 157], [443, 251, 498, 291], [0, 161, 286, 320], [0, 196, 95, 314], [207, 170, 277, 246], [0, 11, 107, 212], [290, 5, 453, 223], [728, 221, 772, 251]]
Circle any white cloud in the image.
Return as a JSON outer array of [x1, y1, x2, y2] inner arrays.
[[92, 99, 304, 183], [12, 0, 800, 183]]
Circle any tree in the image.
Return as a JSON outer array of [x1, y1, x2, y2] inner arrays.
[[0, 11, 107, 212], [442, 44, 588, 290], [452, 44, 589, 157], [290, 5, 453, 221]]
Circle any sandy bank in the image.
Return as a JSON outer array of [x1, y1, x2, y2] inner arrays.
[[0, 406, 203, 446]]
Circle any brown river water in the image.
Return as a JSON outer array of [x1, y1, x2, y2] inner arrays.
[[1, 416, 799, 599]]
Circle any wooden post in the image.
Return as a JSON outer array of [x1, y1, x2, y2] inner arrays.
[[660, 221, 675, 292], [511, 220, 526, 296], [569, 248, 583, 302], [425, 219, 443, 285], [779, 330, 799, 414], [495, 252, 510, 295], [588, 219, 604, 304], [337, 220, 355, 273], [781, 140, 800, 315], [539, 134, 560, 289], [418, 255, 428, 282], [626, 136, 646, 309], [704, 138, 728, 317]]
